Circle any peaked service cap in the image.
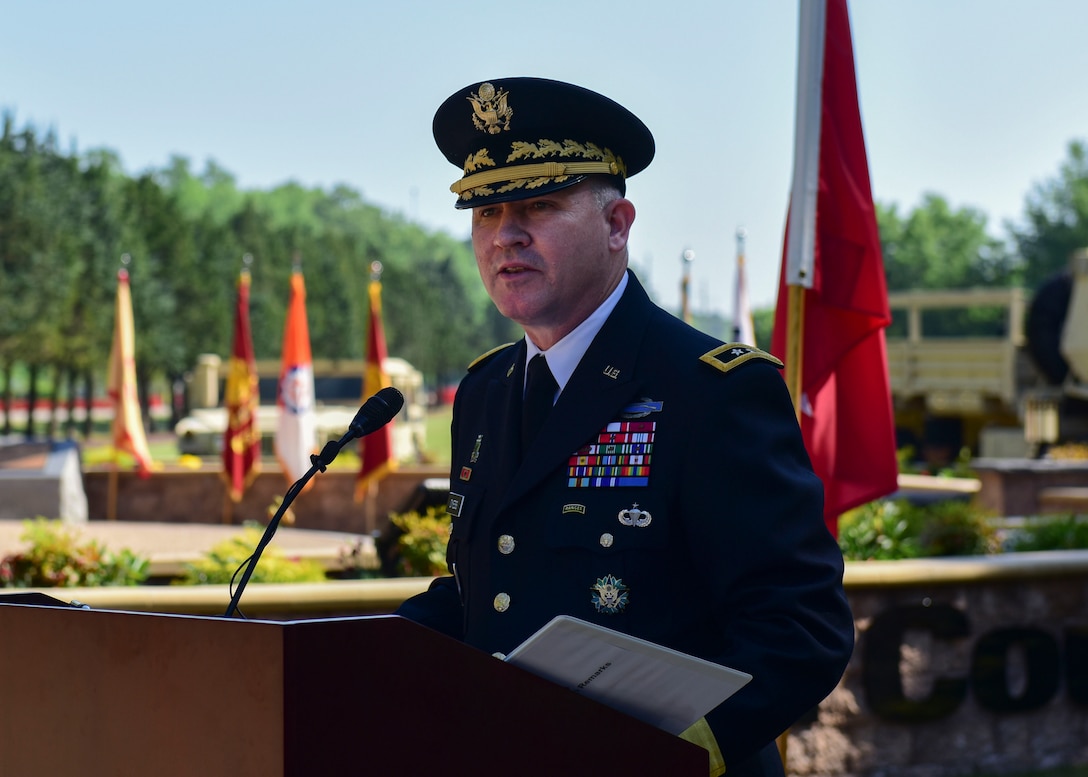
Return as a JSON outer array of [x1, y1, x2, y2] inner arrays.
[[433, 77, 655, 209]]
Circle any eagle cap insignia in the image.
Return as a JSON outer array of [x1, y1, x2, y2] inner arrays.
[[468, 82, 513, 134]]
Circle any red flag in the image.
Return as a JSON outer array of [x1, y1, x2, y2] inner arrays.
[[355, 275, 397, 499], [275, 269, 317, 484], [222, 269, 261, 501], [770, 0, 898, 536], [107, 267, 153, 478]]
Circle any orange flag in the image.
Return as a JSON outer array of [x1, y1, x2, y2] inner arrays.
[[770, 0, 898, 536], [274, 269, 317, 485], [107, 267, 153, 478], [222, 269, 261, 501], [355, 275, 397, 499]]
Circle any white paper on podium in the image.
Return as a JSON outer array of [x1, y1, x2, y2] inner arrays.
[[504, 615, 752, 735]]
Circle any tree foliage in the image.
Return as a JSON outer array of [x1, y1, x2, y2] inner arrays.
[[0, 113, 517, 434], [5, 110, 1087, 438], [878, 195, 1020, 338], [877, 193, 1018, 292], [1010, 139, 1088, 289], [874, 140, 1088, 300], [871, 141, 1088, 340]]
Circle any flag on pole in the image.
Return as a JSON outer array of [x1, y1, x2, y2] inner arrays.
[[770, 0, 898, 536], [107, 266, 153, 478], [222, 268, 261, 502], [275, 268, 317, 485], [732, 228, 757, 346], [355, 270, 397, 499]]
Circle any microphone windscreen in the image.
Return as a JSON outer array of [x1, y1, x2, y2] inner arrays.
[[350, 386, 404, 437]]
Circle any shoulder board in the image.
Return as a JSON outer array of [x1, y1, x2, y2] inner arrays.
[[699, 343, 784, 375], [468, 342, 517, 372]]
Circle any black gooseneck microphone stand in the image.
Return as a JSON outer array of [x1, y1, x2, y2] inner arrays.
[[223, 387, 403, 618]]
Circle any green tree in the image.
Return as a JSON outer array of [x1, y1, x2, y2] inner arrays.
[[877, 194, 1019, 338], [1010, 139, 1088, 290], [878, 194, 1017, 292], [0, 116, 541, 439]]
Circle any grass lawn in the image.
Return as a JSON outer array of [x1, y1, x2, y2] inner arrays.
[[79, 404, 455, 469]]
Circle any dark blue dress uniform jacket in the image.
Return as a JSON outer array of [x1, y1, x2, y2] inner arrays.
[[397, 272, 854, 774]]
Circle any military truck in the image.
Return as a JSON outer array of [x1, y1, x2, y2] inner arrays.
[[175, 356, 427, 460], [887, 249, 1088, 461]]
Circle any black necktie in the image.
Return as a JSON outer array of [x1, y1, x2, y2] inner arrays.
[[521, 353, 557, 457]]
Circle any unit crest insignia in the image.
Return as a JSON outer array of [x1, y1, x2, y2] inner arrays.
[[590, 574, 629, 615], [468, 82, 513, 134]]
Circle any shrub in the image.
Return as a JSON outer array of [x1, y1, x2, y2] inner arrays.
[[0, 518, 149, 587], [897, 445, 977, 479], [1005, 514, 1088, 552], [838, 500, 921, 561], [912, 499, 1000, 557], [174, 524, 328, 585], [839, 499, 998, 561], [388, 506, 451, 577]]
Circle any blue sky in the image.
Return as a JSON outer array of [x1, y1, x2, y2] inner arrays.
[[3, 0, 1087, 317]]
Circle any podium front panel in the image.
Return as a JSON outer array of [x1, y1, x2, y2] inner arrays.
[[0, 605, 707, 775], [0, 604, 286, 776]]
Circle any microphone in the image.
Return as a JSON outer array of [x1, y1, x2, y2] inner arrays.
[[348, 386, 404, 440], [223, 386, 405, 618]]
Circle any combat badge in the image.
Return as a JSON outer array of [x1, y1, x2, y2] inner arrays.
[[619, 398, 663, 419], [617, 503, 652, 527], [590, 574, 629, 614]]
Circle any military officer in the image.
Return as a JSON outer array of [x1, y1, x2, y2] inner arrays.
[[396, 77, 854, 777]]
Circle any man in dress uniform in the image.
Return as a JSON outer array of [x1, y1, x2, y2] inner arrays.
[[396, 77, 854, 776]]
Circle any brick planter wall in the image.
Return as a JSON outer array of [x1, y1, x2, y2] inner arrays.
[[82, 464, 449, 536], [788, 553, 1088, 776]]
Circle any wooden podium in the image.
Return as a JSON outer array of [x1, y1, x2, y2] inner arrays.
[[0, 599, 707, 776]]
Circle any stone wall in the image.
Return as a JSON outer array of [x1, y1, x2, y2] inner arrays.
[[788, 553, 1088, 777], [81, 464, 450, 536], [0, 441, 87, 523], [972, 458, 1088, 516]]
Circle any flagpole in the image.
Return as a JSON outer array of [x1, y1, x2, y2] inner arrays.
[[733, 227, 757, 346], [785, 285, 805, 421], [680, 248, 694, 324], [733, 228, 745, 343], [107, 462, 118, 521], [775, 0, 831, 760], [365, 261, 381, 530], [781, 0, 826, 421]]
